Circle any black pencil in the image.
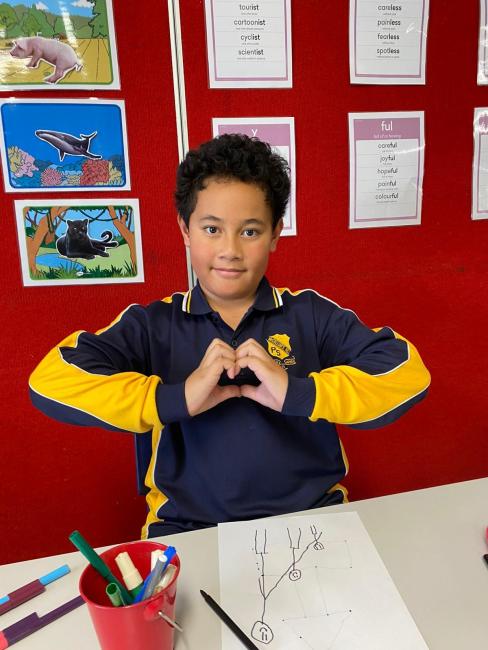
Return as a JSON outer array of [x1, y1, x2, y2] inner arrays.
[[200, 589, 259, 650]]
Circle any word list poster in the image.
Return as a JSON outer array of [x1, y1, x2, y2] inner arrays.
[[348, 112, 424, 229], [471, 108, 488, 219], [350, 0, 429, 84], [205, 0, 292, 88], [478, 0, 488, 84]]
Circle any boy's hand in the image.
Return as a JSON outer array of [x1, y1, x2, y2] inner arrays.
[[185, 339, 241, 416], [235, 338, 288, 412]]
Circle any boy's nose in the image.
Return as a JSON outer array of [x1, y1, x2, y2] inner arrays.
[[219, 235, 242, 259]]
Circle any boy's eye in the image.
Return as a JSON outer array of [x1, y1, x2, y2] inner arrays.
[[204, 226, 218, 234], [243, 229, 258, 237]]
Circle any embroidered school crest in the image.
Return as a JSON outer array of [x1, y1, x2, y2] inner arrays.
[[267, 334, 296, 368]]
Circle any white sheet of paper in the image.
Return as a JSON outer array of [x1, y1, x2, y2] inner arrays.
[[205, 0, 292, 88], [218, 512, 428, 649], [212, 117, 296, 235], [348, 111, 424, 229], [471, 108, 488, 219], [478, 1, 488, 84], [350, 0, 429, 84]]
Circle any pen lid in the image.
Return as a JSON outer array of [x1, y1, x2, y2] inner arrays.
[[106, 583, 123, 607], [40, 564, 70, 586], [114, 552, 143, 591], [151, 549, 164, 571]]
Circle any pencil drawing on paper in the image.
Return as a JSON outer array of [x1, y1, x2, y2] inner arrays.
[[250, 524, 353, 649], [220, 512, 429, 650]]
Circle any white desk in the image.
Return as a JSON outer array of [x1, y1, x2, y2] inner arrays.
[[1, 478, 487, 649]]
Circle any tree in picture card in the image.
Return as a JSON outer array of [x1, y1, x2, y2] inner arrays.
[[15, 199, 144, 286]]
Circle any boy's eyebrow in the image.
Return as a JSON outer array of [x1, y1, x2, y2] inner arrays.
[[198, 215, 266, 225]]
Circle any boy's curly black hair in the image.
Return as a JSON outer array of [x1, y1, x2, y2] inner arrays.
[[174, 133, 290, 228]]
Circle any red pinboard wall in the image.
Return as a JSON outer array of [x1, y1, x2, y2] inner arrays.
[[0, 1, 487, 565]]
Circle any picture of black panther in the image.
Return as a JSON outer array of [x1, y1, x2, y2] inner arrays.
[[56, 219, 118, 260]]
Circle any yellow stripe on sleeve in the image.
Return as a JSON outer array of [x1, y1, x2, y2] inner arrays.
[[29, 331, 163, 434], [310, 333, 430, 425]]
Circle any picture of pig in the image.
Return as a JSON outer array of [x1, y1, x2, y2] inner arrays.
[[10, 37, 82, 84]]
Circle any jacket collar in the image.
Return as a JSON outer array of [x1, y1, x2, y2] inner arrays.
[[181, 276, 283, 315]]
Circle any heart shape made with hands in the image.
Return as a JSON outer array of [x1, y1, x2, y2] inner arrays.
[[218, 366, 261, 387]]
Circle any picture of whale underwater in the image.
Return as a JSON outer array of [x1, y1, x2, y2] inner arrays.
[[0, 99, 130, 191]]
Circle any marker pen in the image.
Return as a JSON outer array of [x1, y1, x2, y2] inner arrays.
[[150, 549, 164, 571], [68, 531, 133, 605], [154, 563, 177, 594], [115, 552, 143, 598], [150, 549, 176, 593], [0, 566, 70, 616], [0, 596, 84, 648], [106, 583, 123, 607]]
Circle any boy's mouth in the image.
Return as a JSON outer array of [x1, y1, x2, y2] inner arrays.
[[213, 267, 245, 278]]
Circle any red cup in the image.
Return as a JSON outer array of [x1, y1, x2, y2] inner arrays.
[[79, 540, 180, 650]]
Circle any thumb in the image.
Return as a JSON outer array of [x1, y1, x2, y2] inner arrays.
[[239, 384, 258, 401], [215, 385, 242, 404]]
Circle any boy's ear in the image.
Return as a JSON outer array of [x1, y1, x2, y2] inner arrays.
[[270, 218, 283, 252], [177, 215, 190, 247]]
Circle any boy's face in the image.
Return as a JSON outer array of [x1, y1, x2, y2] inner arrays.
[[178, 178, 282, 311]]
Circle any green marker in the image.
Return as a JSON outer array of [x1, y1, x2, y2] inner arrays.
[[68, 530, 133, 605], [106, 582, 123, 607]]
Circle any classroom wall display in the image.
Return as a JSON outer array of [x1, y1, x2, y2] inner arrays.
[[204, 0, 292, 88], [478, 1, 488, 84], [349, 0, 429, 84], [471, 108, 488, 219], [212, 116, 296, 235], [0, 0, 120, 90], [0, 98, 130, 192], [14, 199, 144, 286], [348, 111, 424, 229]]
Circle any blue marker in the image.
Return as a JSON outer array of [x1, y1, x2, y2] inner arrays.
[[39, 565, 71, 585], [0, 565, 71, 615], [133, 547, 177, 603]]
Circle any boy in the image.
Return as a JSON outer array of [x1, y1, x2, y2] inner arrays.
[[29, 134, 430, 539]]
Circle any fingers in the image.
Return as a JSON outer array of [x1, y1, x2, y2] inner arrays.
[[235, 353, 267, 377], [185, 339, 241, 416], [201, 338, 237, 367], [235, 339, 276, 379], [235, 338, 269, 362], [201, 339, 240, 377], [235, 338, 288, 412], [239, 383, 257, 401]]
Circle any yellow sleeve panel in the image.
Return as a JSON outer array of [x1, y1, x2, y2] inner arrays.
[[310, 332, 431, 426], [29, 331, 163, 434]]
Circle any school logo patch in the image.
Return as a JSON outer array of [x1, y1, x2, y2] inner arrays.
[[267, 334, 296, 368]]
